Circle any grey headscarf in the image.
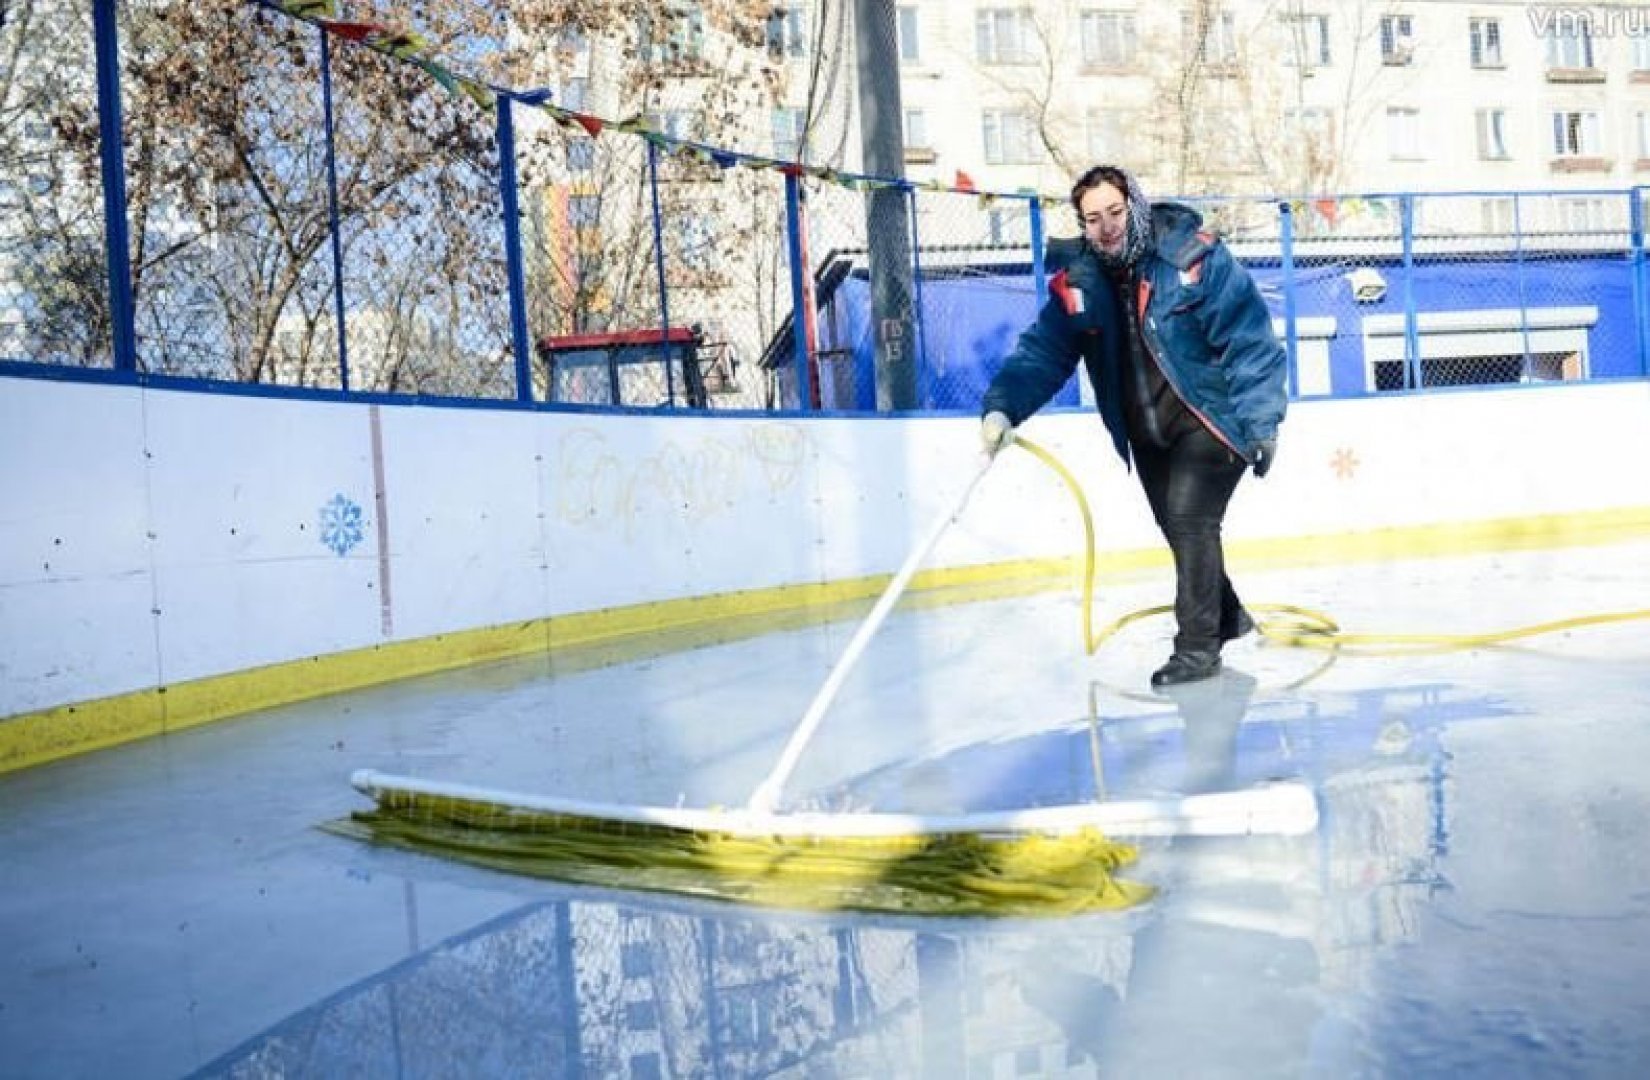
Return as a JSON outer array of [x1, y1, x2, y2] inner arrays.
[[1079, 165, 1154, 273]]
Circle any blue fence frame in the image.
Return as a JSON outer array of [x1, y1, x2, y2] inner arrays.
[[6, 1, 1647, 414]]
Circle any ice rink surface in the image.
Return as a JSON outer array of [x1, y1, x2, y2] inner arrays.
[[3, 538, 1649, 1078]]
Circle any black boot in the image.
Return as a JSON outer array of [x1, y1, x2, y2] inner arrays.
[[1220, 607, 1256, 643], [1151, 652, 1222, 688]]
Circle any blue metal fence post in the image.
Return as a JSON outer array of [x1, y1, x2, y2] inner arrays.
[[1029, 196, 1046, 308], [495, 98, 534, 403], [1513, 192, 1533, 379], [91, 0, 137, 373], [1279, 200, 1299, 398], [1632, 188, 1649, 376], [906, 185, 929, 388], [553, 901, 585, 1080], [646, 141, 676, 407], [783, 171, 813, 410], [1400, 194, 1421, 389], [318, 31, 351, 391]]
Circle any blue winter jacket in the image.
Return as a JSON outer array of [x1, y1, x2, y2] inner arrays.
[[983, 201, 1287, 466]]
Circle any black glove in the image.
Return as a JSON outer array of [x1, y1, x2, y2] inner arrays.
[[1252, 438, 1278, 478]]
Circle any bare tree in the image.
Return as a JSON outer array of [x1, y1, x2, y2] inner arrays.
[[2, 0, 787, 398], [951, 0, 1405, 207]]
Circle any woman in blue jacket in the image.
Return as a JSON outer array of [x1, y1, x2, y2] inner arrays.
[[981, 165, 1287, 688]]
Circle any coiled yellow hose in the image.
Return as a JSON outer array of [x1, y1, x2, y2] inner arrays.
[[1010, 436, 1650, 658]]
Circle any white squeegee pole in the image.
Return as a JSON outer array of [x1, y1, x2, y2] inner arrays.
[[747, 452, 997, 813]]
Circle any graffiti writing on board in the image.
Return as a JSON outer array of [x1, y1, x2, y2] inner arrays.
[[554, 424, 809, 541]]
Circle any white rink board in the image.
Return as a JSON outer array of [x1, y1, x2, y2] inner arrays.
[[2, 375, 1647, 718]]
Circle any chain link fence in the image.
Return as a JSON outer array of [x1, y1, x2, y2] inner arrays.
[[3, 2, 1648, 411], [1265, 189, 1639, 398], [0, 0, 109, 368]]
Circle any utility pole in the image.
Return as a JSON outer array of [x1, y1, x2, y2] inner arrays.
[[853, 0, 917, 410]]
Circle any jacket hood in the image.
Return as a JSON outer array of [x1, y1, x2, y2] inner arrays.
[[1150, 201, 1215, 270]]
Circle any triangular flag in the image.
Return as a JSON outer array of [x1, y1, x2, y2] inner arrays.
[[413, 57, 457, 96], [456, 78, 496, 111], [280, 0, 336, 17], [318, 20, 380, 42], [954, 169, 977, 193], [370, 30, 428, 59]]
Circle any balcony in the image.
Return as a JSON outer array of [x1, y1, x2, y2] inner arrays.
[[1549, 156, 1611, 173], [1545, 67, 1606, 83]]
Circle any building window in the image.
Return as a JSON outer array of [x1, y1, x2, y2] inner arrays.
[[1198, 107, 1251, 169], [567, 138, 595, 173], [649, 109, 695, 142], [1380, 14, 1414, 65], [984, 208, 1032, 247], [1284, 106, 1333, 142], [1469, 18, 1502, 67], [1184, 9, 1239, 65], [1545, 25, 1595, 69], [1085, 107, 1126, 159], [898, 5, 922, 61], [1476, 109, 1509, 159], [1080, 11, 1137, 67], [556, 26, 590, 69], [639, 4, 705, 66], [982, 109, 1039, 164], [976, 9, 1036, 63], [771, 107, 805, 159], [1280, 12, 1330, 67], [1634, 35, 1650, 71], [1638, 111, 1650, 158], [1557, 196, 1607, 233], [1551, 110, 1602, 156], [568, 194, 601, 229], [765, 5, 806, 60], [559, 78, 588, 112], [903, 108, 929, 150], [1386, 106, 1422, 159], [1480, 196, 1514, 235], [674, 213, 716, 273]]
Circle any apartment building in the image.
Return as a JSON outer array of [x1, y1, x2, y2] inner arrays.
[[830, 1, 1650, 201]]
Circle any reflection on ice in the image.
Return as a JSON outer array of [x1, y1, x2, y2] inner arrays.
[[199, 668, 1552, 1079], [7, 542, 1650, 1078]]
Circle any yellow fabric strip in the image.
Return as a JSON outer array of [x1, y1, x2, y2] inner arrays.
[[323, 793, 1155, 917]]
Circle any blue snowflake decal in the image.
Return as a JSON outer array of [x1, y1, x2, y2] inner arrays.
[[319, 494, 366, 557]]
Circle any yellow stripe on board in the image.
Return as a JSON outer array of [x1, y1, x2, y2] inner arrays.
[[1226, 505, 1650, 569], [3, 503, 1648, 776]]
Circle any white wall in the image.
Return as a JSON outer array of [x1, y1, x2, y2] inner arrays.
[[3, 375, 1648, 723]]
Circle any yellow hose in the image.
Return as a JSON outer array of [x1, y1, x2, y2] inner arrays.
[[1010, 436, 1650, 658]]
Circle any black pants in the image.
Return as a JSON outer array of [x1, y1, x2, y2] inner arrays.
[[1132, 424, 1248, 659]]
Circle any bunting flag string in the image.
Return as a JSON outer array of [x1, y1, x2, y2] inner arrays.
[[255, 0, 1049, 205]]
